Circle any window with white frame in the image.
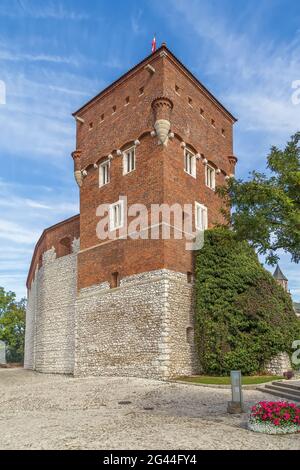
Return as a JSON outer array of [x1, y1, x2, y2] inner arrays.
[[123, 146, 136, 174], [195, 202, 208, 231], [184, 148, 196, 178], [99, 160, 110, 187], [109, 200, 124, 231], [205, 164, 216, 190]]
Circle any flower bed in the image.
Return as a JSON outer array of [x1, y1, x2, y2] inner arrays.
[[249, 401, 300, 434]]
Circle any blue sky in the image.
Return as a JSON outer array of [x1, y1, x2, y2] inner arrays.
[[0, 0, 299, 300]]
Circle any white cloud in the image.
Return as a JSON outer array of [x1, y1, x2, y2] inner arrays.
[[0, 67, 102, 166], [158, 0, 300, 143], [131, 9, 145, 35], [0, 45, 81, 66], [0, 179, 79, 299], [0, 1, 89, 20], [0, 220, 39, 244]]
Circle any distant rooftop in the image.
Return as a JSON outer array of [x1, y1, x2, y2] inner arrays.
[[273, 264, 288, 281]]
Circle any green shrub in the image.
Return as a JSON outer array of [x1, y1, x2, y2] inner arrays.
[[195, 228, 300, 375]]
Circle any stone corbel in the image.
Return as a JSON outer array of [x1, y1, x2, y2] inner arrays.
[[151, 97, 173, 146], [71, 150, 83, 187], [228, 155, 238, 175]]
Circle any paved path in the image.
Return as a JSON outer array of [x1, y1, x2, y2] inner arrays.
[[0, 369, 299, 450]]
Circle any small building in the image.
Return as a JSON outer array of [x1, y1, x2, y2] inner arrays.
[[0, 340, 6, 364], [273, 264, 300, 318], [273, 264, 288, 292]]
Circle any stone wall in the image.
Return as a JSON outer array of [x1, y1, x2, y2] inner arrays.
[[26, 261, 199, 378], [24, 239, 79, 374], [0, 340, 6, 364], [74, 269, 200, 379], [265, 352, 292, 376]]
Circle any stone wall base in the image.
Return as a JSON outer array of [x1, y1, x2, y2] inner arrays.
[[74, 269, 201, 379], [265, 352, 291, 376]]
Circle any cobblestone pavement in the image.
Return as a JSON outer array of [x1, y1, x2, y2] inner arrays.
[[0, 369, 299, 450]]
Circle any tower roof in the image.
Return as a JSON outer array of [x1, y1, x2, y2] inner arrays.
[[273, 264, 288, 281], [72, 44, 237, 123]]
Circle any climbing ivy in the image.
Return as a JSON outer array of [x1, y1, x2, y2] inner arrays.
[[195, 228, 300, 375]]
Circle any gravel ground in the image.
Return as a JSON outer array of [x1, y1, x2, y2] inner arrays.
[[0, 369, 299, 450]]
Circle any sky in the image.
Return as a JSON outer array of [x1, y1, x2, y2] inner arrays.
[[0, 0, 299, 300]]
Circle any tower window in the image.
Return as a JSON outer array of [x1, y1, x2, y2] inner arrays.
[[109, 200, 124, 231], [89, 122, 93, 130], [101, 113, 104, 122], [205, 164, 216, 190], [221, 128, 225, 136], [200, 108, 204, 118], [123, 146, 136, 174], [195, 202, 208, 231], [184, 149, 196, 178], [175, 84, 180, 95], [211, 119, 215, 127], [112, 105, 116, 114], [186, 327, 194, 344], [188, 96, 193, 106], [99, 160, 110, 187], [139, 87, 144, 96], [125, 96, 130, 105], [111, 271, 120, 288]]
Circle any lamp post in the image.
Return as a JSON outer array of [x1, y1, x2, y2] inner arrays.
[[227, 370, 245, 413]]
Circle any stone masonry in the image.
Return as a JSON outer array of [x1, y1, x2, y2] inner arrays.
[[24, 240, 79, 374], [75, 269, 199, 379]]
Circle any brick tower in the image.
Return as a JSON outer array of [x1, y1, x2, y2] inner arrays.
[[25, 44, 237, 379]]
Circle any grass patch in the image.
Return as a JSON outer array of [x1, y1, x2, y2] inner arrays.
[[176, 375, 283, 385]]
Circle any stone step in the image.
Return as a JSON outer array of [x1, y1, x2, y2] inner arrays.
[[265, 382, 300, 397], [257, 383, 300, 402], [271, 381, 300, 392]]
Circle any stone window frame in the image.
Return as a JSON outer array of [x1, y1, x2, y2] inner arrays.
[[205, 164, 216, 190], [195, 202, 208, 231], [123, 145, 136, 175], [99, 159, 110, 187], [184, 148, 196, 179], [109, 199, 125, 231]]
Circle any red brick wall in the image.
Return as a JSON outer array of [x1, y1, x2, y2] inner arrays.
[[27, 47, 236, 291], [74, 49, 236, 290]]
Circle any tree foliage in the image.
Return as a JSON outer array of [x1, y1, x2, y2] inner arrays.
[[195, 228, 300, 375], [218, 132, 300, 264], [0, 287, 26, 362]]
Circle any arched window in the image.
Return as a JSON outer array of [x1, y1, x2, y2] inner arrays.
[[59, 237, 72, 257]]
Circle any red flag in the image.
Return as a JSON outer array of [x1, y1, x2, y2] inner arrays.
[[151, 35, 156, 53]]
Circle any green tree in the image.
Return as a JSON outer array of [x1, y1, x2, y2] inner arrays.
[[218, 132, 300, 264], [195, 228, 300, 375], [0, 287, 26, 363]]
